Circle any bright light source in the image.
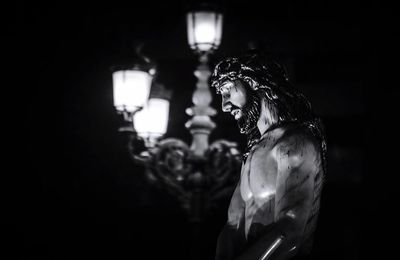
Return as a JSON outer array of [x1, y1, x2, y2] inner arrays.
[[134, 98, 170, 141], [112, 70, 153, 112], [187, 10, 223, 52]]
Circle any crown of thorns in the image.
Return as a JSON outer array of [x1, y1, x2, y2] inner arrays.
[[210, 56, 289, 98]]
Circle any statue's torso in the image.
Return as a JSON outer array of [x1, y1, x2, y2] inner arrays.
[[228, 125, 323, 242], [240, 128, 284, 237]]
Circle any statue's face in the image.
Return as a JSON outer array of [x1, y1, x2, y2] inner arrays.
[[220, 80, 247, 121], [219, 80, 260, 134]]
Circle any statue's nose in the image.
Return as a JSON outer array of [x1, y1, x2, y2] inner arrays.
[[221, 97, 232, 112]]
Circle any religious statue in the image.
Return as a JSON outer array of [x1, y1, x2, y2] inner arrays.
[[210, 52, 327, 260]]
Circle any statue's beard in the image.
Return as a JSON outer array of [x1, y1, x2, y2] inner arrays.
[[237, 92, 261, 135]]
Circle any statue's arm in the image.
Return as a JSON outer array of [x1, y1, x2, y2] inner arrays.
[[236, 136, 317, 260]]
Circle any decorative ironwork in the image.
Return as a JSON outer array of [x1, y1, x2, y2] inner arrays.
[[126, 134, 241, 221], [120, 52, 242, 221]]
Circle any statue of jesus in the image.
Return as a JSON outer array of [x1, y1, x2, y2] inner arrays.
[[211, 53, 327, 260]]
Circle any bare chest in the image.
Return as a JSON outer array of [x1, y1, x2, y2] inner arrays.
[[240, 139, 278, 204]]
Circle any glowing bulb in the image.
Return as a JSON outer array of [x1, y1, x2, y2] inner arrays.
[[134, 98, 170, 140], [187, 11, 223, 52], [112, 70, 152, 112]]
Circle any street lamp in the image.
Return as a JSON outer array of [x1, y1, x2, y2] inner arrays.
[[185, 4, 223, 157], [134, 82, 171, 148], [112, 4, 241, 222], [112, 44, 156, 122], [112, 69, 152, 114], [187, 6, 223, 53]]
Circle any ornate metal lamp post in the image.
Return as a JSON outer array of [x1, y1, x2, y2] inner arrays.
[[185, 5, 222, 156], [112, 5, 241, 223]]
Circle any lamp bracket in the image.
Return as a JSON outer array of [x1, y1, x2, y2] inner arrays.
[[125, 133, 242, 221]]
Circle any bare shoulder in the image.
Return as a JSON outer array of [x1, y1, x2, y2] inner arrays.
[[273, 125, 320, 168]]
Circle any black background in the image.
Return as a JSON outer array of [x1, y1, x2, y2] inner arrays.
[[10, 0, 396, 259]]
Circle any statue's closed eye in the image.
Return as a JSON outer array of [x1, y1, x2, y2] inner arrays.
[[220, 87, 230, 96], [220, 82, 234, 93]]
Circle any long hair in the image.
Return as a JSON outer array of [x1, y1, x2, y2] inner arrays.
[[211, 52, 327, 174]]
